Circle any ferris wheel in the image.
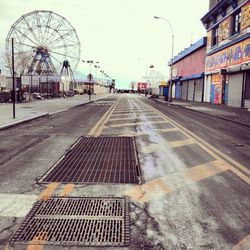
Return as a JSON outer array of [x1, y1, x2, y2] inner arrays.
[[5, 10, 81, 75]]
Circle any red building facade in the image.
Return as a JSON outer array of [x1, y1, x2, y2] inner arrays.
[[170, 37, 207, 102], [172, 46, 206, 77]]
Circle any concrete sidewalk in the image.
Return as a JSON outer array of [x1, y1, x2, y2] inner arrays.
[[155, 96, 250, 127], [0, 93, 110, 130]]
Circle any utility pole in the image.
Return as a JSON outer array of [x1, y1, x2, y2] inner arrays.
[[12, 38, 15, 119]]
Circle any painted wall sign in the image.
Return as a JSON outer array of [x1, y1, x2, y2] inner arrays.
[[207, 30, 212, 48], [241, 2, 250, 31], [205, 38, 250, 72], [219, 17, 231, 42]]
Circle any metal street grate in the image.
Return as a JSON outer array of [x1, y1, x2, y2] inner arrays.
[[9, 197, 130, 247], [39, 137, 141, 184]]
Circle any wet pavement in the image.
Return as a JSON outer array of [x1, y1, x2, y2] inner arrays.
[[0, 94, 249, 249]]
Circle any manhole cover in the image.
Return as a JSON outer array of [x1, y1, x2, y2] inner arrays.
[[9, 197, 129, 247], [39, 137, 141, 184]]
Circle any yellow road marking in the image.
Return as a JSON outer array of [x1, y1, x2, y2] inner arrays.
[[142, 138, 194, 153], [125, 179, 171, 202], [112, 110, 151, 113], [109, 115, 160, 122], [27, 231, 48, 250], [39, 182, 59, 201], [88, 99, 119, 136], [233, 234, 250, 250], [109, 117, 140, 122], [60, 184, 75, 197], [146, 104, 250, 184], [169, 139, 195, 148], [125, 160, 230, 203], [4, 244, 11, 250], [118, 127, 180, 137], [230, 168, 250, 184], [114, 108, 149, 111], [110, 113, 136, 117], [185, 160, 230, 182], [109, 120, 168, 128], [111, 111, 155, 117]]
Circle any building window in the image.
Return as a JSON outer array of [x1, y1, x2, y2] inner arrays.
[[212, 26, 219, 46], [232, 11, 241, 35]]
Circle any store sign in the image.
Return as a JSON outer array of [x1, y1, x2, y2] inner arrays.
[[205, 38, 250, 72]]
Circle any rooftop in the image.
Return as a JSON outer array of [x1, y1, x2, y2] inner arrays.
[[169, 37, 207, 65]]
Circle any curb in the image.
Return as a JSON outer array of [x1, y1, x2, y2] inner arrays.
[[154, 99, 250, 128], [0, 95, 111, 131], [0, 113, 49, 131]]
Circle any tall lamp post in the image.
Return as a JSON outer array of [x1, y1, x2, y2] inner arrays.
[[149, 64, 154, 95], [82, 60, 99, 100], [11, 38, 16, 118], [154, 16, 174, 102]]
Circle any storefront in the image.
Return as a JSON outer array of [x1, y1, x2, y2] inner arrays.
[[244, 71, 250, 108], [169, 37, 206, 103], [177, 74, 204, 102], [205, 37, 250, 107], [159, 82, 169, 97]]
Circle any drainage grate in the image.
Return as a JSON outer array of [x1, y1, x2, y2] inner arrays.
[[10, 197, 129, 247], [39, 137, 141, 184]]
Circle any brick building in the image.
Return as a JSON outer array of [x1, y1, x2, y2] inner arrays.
[[201, 0, 250, 108]]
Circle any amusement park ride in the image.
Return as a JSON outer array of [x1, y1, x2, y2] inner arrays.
[[5, 10, 81, 84]]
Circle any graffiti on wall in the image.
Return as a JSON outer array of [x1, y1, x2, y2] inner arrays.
[[241, 2, 250, 31], [210, 74, 222, 104], [206, 38, 250, 72]]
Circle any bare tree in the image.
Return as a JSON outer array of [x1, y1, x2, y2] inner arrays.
[[3, 51, 33, 76]]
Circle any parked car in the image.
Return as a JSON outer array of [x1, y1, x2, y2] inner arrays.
[[32, 93, 44, 100]]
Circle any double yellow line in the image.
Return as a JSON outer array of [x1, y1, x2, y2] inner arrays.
[[148, 104, 250, 184]]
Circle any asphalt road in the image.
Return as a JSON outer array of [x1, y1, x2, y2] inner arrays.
[[0, 94, 249, 250]]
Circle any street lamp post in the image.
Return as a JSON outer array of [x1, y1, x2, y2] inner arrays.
[[149, 64, 154, 95], [82, 60, 99, 100], [11, 38, 16, 119], [154, 16, 174, 102], [94, 63, 100, 94]]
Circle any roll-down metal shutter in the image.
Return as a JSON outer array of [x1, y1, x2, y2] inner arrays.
[[194, 78, 203, 102], [228, 73, 243, 108], [188, 80, 195, 101]]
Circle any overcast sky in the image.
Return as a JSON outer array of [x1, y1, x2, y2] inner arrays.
[[0, 0, 209, 88]]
